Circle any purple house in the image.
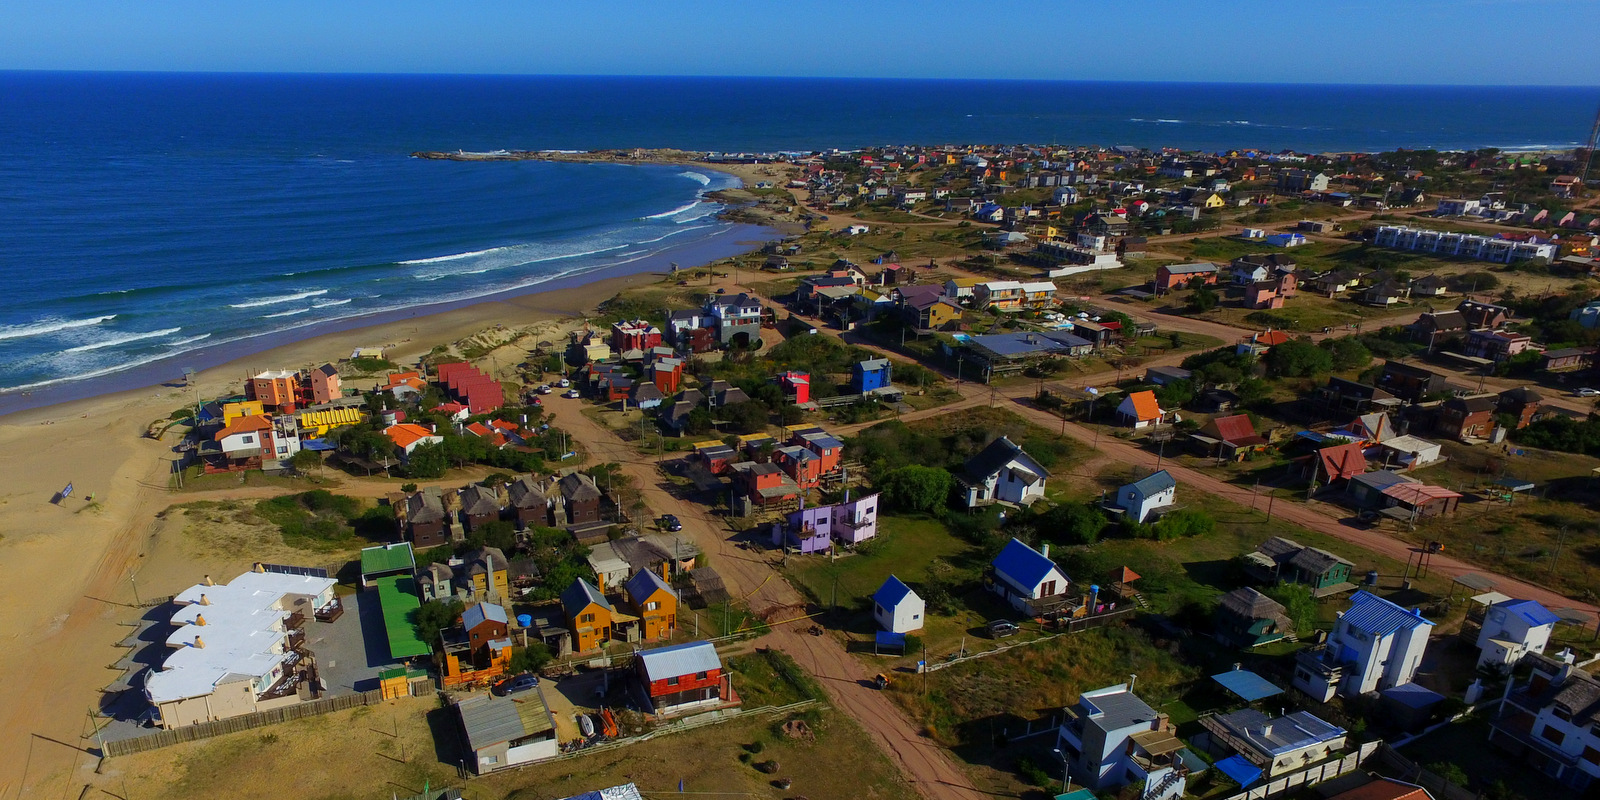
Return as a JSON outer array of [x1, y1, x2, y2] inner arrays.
[[771, 493, 880, 553]]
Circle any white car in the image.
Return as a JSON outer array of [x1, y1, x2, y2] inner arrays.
[[564, 389, 581, 399], [1577, 388, 1600, 397], [557, 378, 571, 388], [537, 384, 552, 395]]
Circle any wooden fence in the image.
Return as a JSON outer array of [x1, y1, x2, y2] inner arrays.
[[1369, 742, 1477, 800], [1213, 740, 1381, 800], [101, 689, 383, 758]]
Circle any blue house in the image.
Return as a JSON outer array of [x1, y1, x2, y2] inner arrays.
[[853, 358, 893, 393], [989, 538, 1070, 613]]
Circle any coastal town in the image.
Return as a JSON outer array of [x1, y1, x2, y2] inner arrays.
[[16, 139, 1600, 800]]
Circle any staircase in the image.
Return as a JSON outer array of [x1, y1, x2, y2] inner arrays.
[[1142, 769, 1184, 800], [1129, 592, 1150, 610]]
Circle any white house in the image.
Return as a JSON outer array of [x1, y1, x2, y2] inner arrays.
[[1116, 390, 1165, 429], [989, 538, 1070, 613], [1377, 434, 1443, 469], [1114, 470, 1177, 523], [872, 575, 925, 634], [1211, 709, 1347, 778], [956, 436, 1049, 507], [1292, 591, 1433, 700], [1489, 650, 1600, 790], [1476, 598, 1559, 670], [1265, 232, 1307, 248], [1057, 684, 1187, 800]]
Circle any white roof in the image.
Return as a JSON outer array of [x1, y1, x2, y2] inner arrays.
[[146, 571, 335, 704], [586, 541, 631, 575], [1381, 434, 1439, 452], [1018, 281, 1058, 292], [981, 280, 1023, 290]]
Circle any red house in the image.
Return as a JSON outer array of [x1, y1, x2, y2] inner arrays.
[[734, 462, 798, 510], [633, 641, 734, 716], [611, 319, 663, 355], [788, 426, 844, 476], [651, 357, 684, 394], [436, 362, 504, 414], [778, 371, 811, 405]]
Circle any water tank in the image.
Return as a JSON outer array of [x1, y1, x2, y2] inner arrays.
[[1365, 570, 1379, 586], [516, 614, 533, 628]]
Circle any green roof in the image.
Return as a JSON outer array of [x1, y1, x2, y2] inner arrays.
[[379, 666, 427, 681], [361, 543, 416, 578], [374, 575, 430, 659]]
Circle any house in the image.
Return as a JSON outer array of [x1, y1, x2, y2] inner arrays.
[[436, 362, 504, 414], [1265, 232, 1307, 248], [853, 358, 893, 393], [1305, 268, 1363, 295], [1243, 537, 1355, 594], [1476, 598, 1559, 671], [1458, 299, 1511, 330], [1245, 280, 1287, 309], [246, 369, 301, 411], [1314, 377, 1397, 416], [988, 538, 1070, 614], [1377, 361, 1449, 402], [903, 293, 962, 330], [1292, 591, 1433, 700], [1056, 684, 1188, 800], [1145, 366, 1193, 387], [1113, 470, 1177, 524], [1409, 310, 1467, 345], [359, 542, 416, 589], [962, 330, 1095, 379], [611, 319, 663, 355], [633, 640, 731, 716], [1437, 395, 1499, 441], [306, 364, 341, 405], [956, 436, 1050, 507], [1312, 442, 1368, 486], [1464, 329, 1534, 363], [386, 423, 443, 457], [777, 371, 811, 405], [441, 601, 514, 688], [730, 462, 799, 514], [1236, 329, 1290, 357], [561, 578, 614, 653], [705, 293, 763, 347], [1499, 387, 1543, 429], [632, 381, 665, 410], [507, 475, 556, 529], [872, 575, 925, 634], [1195, 414, 1269, 461], [1361, 278, 1411, 307], [558, 472, 603, 526], [944, 277, 980, 302], [1541, 347, 1596, 371], [1208, 709, 1347, 779], [403, 487, 451, 548], [650, 356, 684, 393], [456, 692, 558, 774], [142, 570, 339, 728], [211, 415, 276, 471], [1324, 778, 1433, 800], [1154, 262, 1220, 292], [458, 484, 503, 532], [1116, 390, 1164, 429], [1376, 434, 1443, 469], [1488, 650, 1600, 789], [1215, 588, 1292, 648], [1409, 274, 1448, 297], [624, 569, 678, 641], [1280, 170, 1330, 192], [459, 547, 510, 602]]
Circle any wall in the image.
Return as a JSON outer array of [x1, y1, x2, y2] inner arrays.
[[107, 689, 384, 757]]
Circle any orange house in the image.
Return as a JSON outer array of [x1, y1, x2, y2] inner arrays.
[[247, 370, 301, 411], [441, 602, 514, 689], [561, 578, 614, 653], [625, 568, 678, 641]]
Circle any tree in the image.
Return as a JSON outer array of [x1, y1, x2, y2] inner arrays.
[[1263, 338, 1333, 378], [879, 465, 952, 513], [1318, 336, 1372, 371], [402, 442, 449, 479], [415, 598, 464, 650], [291, 448, 323, 475], [1149, 509, 1215, 541], [722, 400, 771, 435], [1153, 379, 1195, 410], [1264, 583, 1317, 635], [1042, 501, 1109, 545], [1188, 284, 1219, 312], [466, 519, 518, 554], [509, 642, 553, 674]]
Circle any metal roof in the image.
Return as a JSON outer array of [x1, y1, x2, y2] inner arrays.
[[624, 568, 676, 603], [462, 602, 508, 631], [873, 575, 917, 608], [1217, 708, 1345, 757], [1076, 684, 1157, 732], [637, 640, 721, 681], [561, 578, 613, 617], [375, 575, 431, 659], [1211, 669, 1285, 701], [1126, 469, 1176, 496], [457, 691, 554, 750], [1494, 599, 1560, 627], [992, 538, 1064, 592], [1341, 590, 1433, 635]]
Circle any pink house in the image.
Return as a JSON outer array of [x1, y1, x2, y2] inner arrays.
[[771, 493, 880, 552]]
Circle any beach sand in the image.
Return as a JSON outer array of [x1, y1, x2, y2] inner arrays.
[[0, 158, 795, 795]]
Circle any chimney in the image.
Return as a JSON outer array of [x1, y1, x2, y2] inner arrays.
[[192, 636, 205, 649], [661, 562, 670, 582], [199, 593, 211, 606], [1259, 723, 1273, 737], [203, 575, 215, 586], [597, 572, 606, 594], [1041, 542, 1050, 558], [195, 614, 207, 626], [253, 563, 265, 573]]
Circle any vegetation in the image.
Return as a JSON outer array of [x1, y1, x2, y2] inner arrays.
[[879, 465, 953, 513], [253, 490, 393, 547]]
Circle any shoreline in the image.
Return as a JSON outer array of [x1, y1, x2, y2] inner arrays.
[[0, 189, 776, 419]]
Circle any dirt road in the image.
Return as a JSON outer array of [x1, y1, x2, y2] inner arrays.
[[549, 397, 989, 800]]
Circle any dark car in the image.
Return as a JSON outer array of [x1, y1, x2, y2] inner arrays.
[[660, 514, 682, 532], [986, 619, 1020, 639], [493, 672, 539, 697]]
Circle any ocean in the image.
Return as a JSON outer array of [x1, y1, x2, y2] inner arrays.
[[1, 72, 1595, 403]]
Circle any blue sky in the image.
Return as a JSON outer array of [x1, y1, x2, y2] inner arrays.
[[2, 0, 1595, 85]]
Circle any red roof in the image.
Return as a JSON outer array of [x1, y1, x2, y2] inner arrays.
[[1325, 778, 1431, 800], [1317, 442, 1368, 482], [215, 415, 273, 441], [1382, 483, 1462, 504], [385, 423, 438, 450], [1255, 331, 1290, 346], [1207, 414, 1267, 446], [1125, 390, 1162, 421]]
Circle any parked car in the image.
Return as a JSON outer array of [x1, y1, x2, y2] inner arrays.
[[537, 384, 552, 395], [493, 673, 539, 697], [986, 619, 1019, 639], [557, 378, 571, 388], [1576, 388, 1599, 397], [659, 514, 682, 532], [564, 389, 581, 399]]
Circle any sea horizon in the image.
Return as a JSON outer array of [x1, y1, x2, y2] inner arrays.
[[2, 71, 1595, 410]]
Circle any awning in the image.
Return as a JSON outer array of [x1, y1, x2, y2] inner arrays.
[[1212, 669, 1284, 702], [1381, 483, 1461, 505], [1471, 591, 1512, 607], [875, 631, 907, 649], [1214, 754, 1262, 787], [1492, 476, 1535, 492], [1130, 729, 1186, 757]]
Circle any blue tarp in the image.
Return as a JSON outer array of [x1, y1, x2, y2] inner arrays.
[[875, 631, 907, 651], [1211, 669, 1285, 702], [1055, 791, 1096, 800], [1215, 754, 1262, 787]]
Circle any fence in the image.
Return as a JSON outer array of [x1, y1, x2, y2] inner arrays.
[[101, 689, 384, 758], [926, 607, 1137, 673], [1370, 742, 1477, 800], [1213, 740, 1380, 800]]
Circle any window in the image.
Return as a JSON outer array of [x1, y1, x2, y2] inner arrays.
[[667, 676, 679, 686], [695, 671, 708, 680], [242, 435, 254, 444], [1555, 707, 1573, 722], [646, 601, 660, 611], [1541, 725, 1566, 746], [1585, 746, 1600, 766], [580, 613, 594, 623]]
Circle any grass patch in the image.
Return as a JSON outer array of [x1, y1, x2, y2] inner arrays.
[[725, 649, 823, 707], [254, 490, 394, 549]]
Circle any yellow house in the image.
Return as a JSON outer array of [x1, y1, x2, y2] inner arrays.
[[625, 568, 678, 641], [461, 547, 510, 602], [222, 400, 265, 427], [296, 406, 364, 437], [561, 578, 614, 653], [1196, 192, 1225, 209]]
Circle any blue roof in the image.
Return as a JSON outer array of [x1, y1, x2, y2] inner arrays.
[[1211, 669, 1284, 702], [462, 602, 508, 631], [1127, 470, 1176, 496], [969, 330, 1093, 357], [1342, 590, 1433, 635], [624, 569, 676, 603], [1495, 599, 1560, 627], [300, 438, 338, 451], [874, 575, 916, 608], [992, 538, 1064, 590], [561, 577, 613, 618], [875, 631, 907, 648], [1214, 755, 1262, 787]]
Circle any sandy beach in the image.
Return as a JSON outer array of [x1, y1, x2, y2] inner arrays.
[[0, 160, 794, 796]]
